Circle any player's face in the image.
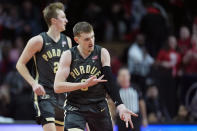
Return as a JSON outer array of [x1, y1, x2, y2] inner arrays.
[[77, 31, 95, 53], [117, 69, 130, 88], [55, 10, 68, 32]]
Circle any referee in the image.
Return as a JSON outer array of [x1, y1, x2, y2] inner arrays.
[[116, 67, 148, 131]]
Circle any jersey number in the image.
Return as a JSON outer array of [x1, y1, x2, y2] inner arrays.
[[81, 79, 88, 91], [54, 64, 89, 91], [53, 62, 59, 74]]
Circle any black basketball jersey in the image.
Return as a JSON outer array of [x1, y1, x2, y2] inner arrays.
[[67, 45, 106, 105], [34, 32, 70, 93]]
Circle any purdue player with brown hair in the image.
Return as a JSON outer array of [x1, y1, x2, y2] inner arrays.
[[54, 22, 138, 131], [16, 2, 71, 131]]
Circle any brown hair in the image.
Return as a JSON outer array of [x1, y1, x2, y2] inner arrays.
[[43, 2, 65, 27], [73, 22, 93, 36]]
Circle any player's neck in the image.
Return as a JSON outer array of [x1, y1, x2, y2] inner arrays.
[[47, 27, 61, 42], [77, 45, 91, 59]]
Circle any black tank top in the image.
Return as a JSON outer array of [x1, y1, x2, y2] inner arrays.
[[34, 32, 70, 93], [67, 45, 106, 105]]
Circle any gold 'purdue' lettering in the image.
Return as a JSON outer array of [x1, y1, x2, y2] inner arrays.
[[57, 49, 61, 57], [90, 66, 97, 75], [95, 71, 101, 77], [73, 68, 80, 76], [52, 49, 56, 56], [79, 66, 85, 74], [42, 49, 62, 61], [70, 72, 76, 79], [47, 51, 52, 58], [86, 65, 91, 73], [70, 65, 101, 79], [42, 54, 48, 61]]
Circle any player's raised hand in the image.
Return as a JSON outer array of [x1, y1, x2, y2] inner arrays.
[[117, 104, 138, 128], [85, 75, 107, 87], [32, 83, 46, 96]]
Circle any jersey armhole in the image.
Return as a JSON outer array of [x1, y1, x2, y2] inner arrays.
[[98, 46, 102, 67], [66, 36, 72, 48], [69, 49, 73, 66], [61, 34, 70, 49], [38, 33, 45, 53]]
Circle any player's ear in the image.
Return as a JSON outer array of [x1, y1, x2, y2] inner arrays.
[[51, 18, 57, 25], [74, 36, 79, 44]]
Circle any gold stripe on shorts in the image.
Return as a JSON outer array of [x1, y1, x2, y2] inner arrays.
[[55, 120, 64, 126]]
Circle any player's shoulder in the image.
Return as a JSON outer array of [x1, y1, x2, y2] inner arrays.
[[28, 34, 43, 45], [100, 47, 109, 54], [23, 34, 44, 52], [94, 45, 106, 52]]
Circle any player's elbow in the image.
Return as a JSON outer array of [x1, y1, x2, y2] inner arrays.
[[16, 61, 22, 72], [54, 83, 61, 93]]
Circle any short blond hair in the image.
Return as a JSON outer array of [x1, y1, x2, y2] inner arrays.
[[43, 2, 65, 27], [73, 22, 93, 36]]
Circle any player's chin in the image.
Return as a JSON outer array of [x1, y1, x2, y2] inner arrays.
[[90, 47, 94, 52], [61, 26, 66, 31]]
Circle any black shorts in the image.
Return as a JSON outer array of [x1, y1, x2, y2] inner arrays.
[[33, 93, 66, 126], [64, 100, 113, 131]]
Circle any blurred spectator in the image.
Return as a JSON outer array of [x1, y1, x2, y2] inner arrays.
[[105, 1, 129, 41], [185, 82, 197, 121], [180, 35, 197, 106], [178, 26, 191, 55], [0, 84, 10, 116], [128, 34, 154, 93], [182, 35, 197, 74], [82, 2, 105, 42], [131, 0, 146, 31], [153, 36, 181, 118], [156, 36, 181, 77], [140, 3, 168, 58], [116, 67, 148, 131], [123, 0, 145, 42], [174, 105, 192, 122], [109, 48, 122, 76], [193, 17, 197, 36], [3, 69, 34, 120], [8, 36, 24, 68], [145, 82, 170, 123], [0, 40, 12, 80], [17, 0, 42, 42]]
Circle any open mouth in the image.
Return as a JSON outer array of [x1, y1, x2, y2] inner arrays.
[[89, 45, 93, 48]]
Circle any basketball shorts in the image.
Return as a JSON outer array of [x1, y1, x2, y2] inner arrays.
[[33, 92, 66, 126], [64, 100, 113, 131]]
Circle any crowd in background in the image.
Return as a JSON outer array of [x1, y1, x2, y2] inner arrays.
[[0, 0, 197, 127]]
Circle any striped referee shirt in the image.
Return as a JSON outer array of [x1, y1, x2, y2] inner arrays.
[[119, 86, 142, 114]]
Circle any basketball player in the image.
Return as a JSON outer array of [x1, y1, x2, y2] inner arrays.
[[16, 2, 71, 131], [54, 22, 138, 131]]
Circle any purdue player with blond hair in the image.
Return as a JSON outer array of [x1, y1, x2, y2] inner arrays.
[[54, 22, 138, 131], [16, 2, 72, 131]]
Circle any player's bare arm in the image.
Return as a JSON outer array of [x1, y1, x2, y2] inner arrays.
[[16, 35, 46, 95], [101, 48, 138, 128], [54, 50, 106, 93]]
